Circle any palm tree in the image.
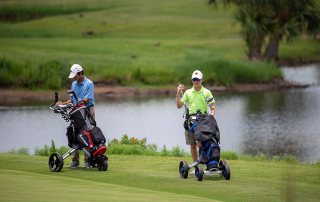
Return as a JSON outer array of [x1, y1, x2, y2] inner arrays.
[[233, 1, 270, 60], [263, 0, 320, 60], [209, 0, 320, 61], [209, 0, 271, 60]]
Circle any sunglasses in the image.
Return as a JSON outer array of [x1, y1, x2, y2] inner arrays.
[[192, 78, 201, 82]]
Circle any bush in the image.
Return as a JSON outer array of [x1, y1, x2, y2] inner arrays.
[[160, 145, 187, 157], [56, 146, 70, 155], [34, 140, 69, 156], [8, 147, 29, 155], [108, 135, 158, 155], [239, 153, 268, 161], [272, 154, 298, 163], [170, 146, 187, 157], [108, 135, 187, 157], [108, 144, 157, 155], [34, 145, 50, 156], [221, 151, 238, 160]]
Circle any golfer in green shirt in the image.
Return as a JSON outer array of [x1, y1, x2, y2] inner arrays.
[[176, 70, 216, 172]]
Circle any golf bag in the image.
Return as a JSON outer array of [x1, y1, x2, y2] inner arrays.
[[198, 140, 220, 170], [48, 91, 108, 172], [66, 105, 106, 153], [193, 113, 221, 169]]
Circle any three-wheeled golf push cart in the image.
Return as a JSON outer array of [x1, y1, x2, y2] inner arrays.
[[48, 91, 108, 172], [179, 113, 231, 181]]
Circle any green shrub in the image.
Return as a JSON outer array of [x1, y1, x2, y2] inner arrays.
[[34, 145, 50, 156], [272, 154, 298, 163], [240, 153, 268, 161], [239, 153, 299, 163], [8, 147, 29, 155], [160, 145, 170, 156], [108, 135, 158, 155], [108, 135, 186, 156], [221, 150, 238, 160], [108, 144, 157, 156], [170, 146, 187, 157], [34, 140, 70, 156], [56, 146, 70, 154]]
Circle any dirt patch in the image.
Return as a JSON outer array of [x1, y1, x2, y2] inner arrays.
[[0, 79, 308, 106]]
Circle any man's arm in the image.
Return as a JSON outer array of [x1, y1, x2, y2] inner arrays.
[[206, 91, 216, 116], [210, 104, 216, 116], [83, 82, 94, 105], [176, 84, 185, 108]]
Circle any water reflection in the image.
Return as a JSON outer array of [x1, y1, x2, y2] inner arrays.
[[282, 64, 320, 85], [241, 87, 320, 161]]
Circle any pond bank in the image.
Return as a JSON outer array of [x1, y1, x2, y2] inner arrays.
[[0, 79, 307, 105]]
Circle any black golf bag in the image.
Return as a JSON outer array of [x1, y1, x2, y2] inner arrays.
[[66, 105, 106, 154], [193, 113, 221, 169]]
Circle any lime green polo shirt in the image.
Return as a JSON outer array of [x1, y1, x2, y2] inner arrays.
[[181, 86, 215, 115]]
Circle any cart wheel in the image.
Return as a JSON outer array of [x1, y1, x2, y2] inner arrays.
[[195, 165, 204, 181], [220, 159, 231, 180], [97, 160, 108, 171], [48, 152, 64, 172], [179, 160, 189, 179]]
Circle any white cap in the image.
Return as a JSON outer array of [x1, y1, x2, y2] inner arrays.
[[68, 64, 83, 78], [191, 70, 203, 80]]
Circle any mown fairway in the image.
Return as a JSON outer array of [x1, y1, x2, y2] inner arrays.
[[0, 153, 319, 202]]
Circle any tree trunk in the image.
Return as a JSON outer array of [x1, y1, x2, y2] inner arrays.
[[248, 45, 262, 60], [264, 36, 280, 61], [247, 37, 263, 61]]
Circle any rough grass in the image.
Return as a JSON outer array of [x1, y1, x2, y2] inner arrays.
[[0, 153, 319, 202]]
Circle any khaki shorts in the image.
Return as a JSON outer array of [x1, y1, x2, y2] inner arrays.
[[185, 130, 196, 145]]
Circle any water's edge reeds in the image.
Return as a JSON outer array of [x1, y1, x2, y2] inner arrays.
[[0, 57, 282, 90]]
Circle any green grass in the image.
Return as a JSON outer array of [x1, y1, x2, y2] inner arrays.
[[0, 0, 319, 90], [0, 153, 319, 202]]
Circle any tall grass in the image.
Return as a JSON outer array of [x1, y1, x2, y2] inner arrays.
[[173, 53, 282, 85], [0, 57, 69, 90], [34, 139, 69, 156], [0, 6, 101, 22], [0, 0, 114, 22], [0, 56, 281, 89]]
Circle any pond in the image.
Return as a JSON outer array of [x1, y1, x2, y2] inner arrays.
[[0, 64, 319, 162]]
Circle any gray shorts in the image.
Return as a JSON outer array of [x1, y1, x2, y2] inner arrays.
[[185, 130, 196, 145], [88, 106, 95, 119]]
